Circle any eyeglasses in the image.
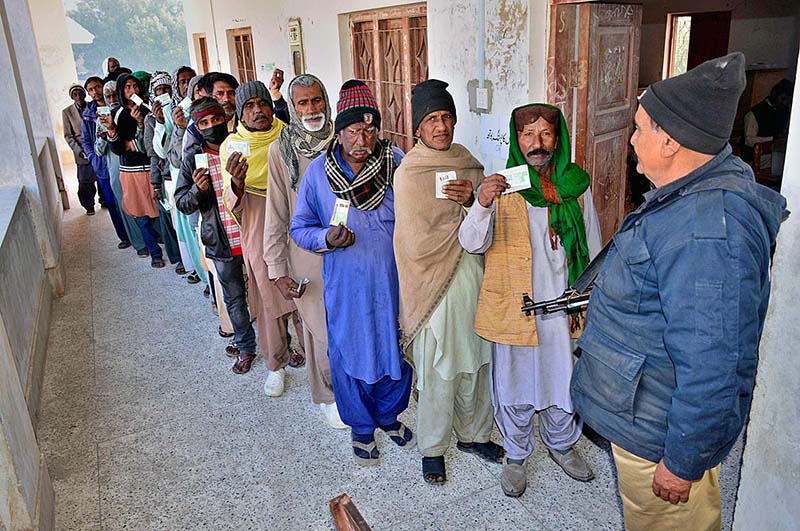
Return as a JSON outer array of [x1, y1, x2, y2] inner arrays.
[[343, 126, 377, 139]]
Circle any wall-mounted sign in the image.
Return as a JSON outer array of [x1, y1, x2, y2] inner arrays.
[[288, 18, 305, 75]]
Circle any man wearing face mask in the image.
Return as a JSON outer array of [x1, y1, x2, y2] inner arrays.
[[291, 80, 414, 467], [459, 103, 603, 497], [175, 97, 260, 368], [220, 80, 302, 382], [264, 74, 344, 427]]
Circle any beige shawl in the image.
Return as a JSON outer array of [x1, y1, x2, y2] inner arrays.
[[394, 141, 484, 347]]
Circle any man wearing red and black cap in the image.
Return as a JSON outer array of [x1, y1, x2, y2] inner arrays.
[[291, 80, 416, 467], [175, 97, 260, 374]]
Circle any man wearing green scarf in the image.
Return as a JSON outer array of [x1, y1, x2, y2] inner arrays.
[[459, 103, 602, 497]]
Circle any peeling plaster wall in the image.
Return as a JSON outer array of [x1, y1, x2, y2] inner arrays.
[[183, 0, 548, 170]]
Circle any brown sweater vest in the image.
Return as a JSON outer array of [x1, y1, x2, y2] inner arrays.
[[474, 193, 539, 346]]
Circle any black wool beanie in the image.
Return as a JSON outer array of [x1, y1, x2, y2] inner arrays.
[[640, 52, 746, 154], [411, 79, 457, 132]]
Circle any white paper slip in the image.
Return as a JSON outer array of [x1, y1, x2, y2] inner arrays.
[[435, 171, 457, 199], [179, 97, 192, 111], [194, 153, 209, 169], [97, 106, 111, 116], [226, 140, 251, 156], [129, 93, 144, 107], [155, 93, 172, 107], [500, 165, 532, 194], [159, 198, 172, 212], [329, 198, 351, 226]]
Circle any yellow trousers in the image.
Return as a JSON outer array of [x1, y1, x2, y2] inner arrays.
[[612, 444, 721, 531]]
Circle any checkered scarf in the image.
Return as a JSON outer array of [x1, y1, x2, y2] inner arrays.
[[324, 139, 395, 211], [207, 151, 242, 255]]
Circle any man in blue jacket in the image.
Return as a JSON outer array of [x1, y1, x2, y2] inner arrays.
[[571, 52, 788, 531], [80, 75, 131, 249]]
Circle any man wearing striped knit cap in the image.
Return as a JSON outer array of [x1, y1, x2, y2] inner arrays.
[[290, 80, 416, 466]]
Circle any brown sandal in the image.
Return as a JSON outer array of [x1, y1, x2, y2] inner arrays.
[[232, 353, 256, 374]]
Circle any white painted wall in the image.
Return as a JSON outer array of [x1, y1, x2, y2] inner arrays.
[[182, 0, 547, 171], [27, 0, 78, 164], [733, 46, 800, 531]]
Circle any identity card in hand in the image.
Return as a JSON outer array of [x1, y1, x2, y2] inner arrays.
[[435, 171, 457, 199], [129, 93, 144, 107], [330, 198, 351, 226], [194, 153, 209, 169], [97, 106, 111, 116], [500, 165, 532, 194], [179, 97, 192, 111], [227, 140, 251, 156], [155, 93, 172, 107]]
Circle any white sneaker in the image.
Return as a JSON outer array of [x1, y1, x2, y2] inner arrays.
[[320, 402, 348, 430], [263, 369, 286, 397]]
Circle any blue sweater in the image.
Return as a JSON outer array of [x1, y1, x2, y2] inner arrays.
[[81, 101, 109, 179], [572, 145, 788, 480]]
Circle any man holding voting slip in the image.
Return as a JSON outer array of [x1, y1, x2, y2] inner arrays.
[[458, 103, 603, 498]]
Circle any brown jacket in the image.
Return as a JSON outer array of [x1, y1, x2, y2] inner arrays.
[[61, 104, 89, 165]]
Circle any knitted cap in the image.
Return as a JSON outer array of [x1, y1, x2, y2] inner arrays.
[[411, 79, 456, 132], [640, 52, 746, 154], [68, 84, 84, 97], [190, 96, 225, 122], [334, 80, 381, 133], [235, 80, 273, 119]]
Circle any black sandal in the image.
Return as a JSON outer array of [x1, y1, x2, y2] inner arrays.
[[457, 441, 505, 463], [422, 456, 446, 485]]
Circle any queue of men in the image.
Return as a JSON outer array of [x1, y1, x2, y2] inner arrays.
[[63, 51, 787, 531]]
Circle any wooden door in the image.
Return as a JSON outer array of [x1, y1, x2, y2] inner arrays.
[[350, 4, 428, 152], [229, 27, 257, 83], [548, 2, 641, 243]]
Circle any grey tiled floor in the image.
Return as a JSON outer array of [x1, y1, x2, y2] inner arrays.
[[37, 181, 741, 530]]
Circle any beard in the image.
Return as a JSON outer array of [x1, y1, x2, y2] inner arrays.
[[301, 113, 326, 132]]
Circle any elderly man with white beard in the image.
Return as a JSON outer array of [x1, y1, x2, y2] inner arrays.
[[263, 74, 345, 429]]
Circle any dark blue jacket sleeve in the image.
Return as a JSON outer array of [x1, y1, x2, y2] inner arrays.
[[655, 197, 768, 481], [273, 96, 290, 124]]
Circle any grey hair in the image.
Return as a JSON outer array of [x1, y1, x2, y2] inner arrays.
[[290, 74, 322, 101], [103, 80, 117, 94]]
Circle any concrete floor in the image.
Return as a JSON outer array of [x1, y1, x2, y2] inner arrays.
[[37, 181, 742, 531]]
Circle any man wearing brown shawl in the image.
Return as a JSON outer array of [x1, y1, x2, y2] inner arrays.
[[264, 74, 345, 429], [394, 79, 503, 485]]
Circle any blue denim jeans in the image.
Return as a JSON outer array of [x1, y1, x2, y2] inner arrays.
[[213, 256, 257, 355], [134, 216, 163, 261]]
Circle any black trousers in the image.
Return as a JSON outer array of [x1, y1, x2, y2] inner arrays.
[[76, 164, 99, 211]]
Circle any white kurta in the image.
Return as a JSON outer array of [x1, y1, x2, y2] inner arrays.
[[458, 188, 602, 412]]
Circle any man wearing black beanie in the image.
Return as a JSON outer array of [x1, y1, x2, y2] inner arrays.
[[394, 79, 503, 485], [572, 52, 789, 531]]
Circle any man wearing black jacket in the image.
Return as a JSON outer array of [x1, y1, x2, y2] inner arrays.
[[174, 97, 258, 374]]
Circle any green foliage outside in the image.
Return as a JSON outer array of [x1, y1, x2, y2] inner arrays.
[[69, 0, 190, 79]]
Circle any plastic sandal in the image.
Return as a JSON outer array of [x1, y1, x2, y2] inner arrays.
[[422, 456, 446, 485], [352, 440, 380, 467]]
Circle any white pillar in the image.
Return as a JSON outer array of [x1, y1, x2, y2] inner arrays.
[[733, 48, 800, 531]]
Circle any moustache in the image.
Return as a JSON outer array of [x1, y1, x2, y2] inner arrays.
[[526, 148, 552, 158], [252, 113, 268, 121], [349, 147, 371, 156]]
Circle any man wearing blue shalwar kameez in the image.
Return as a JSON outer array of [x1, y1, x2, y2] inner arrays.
[[290, 80, 415, 466]]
